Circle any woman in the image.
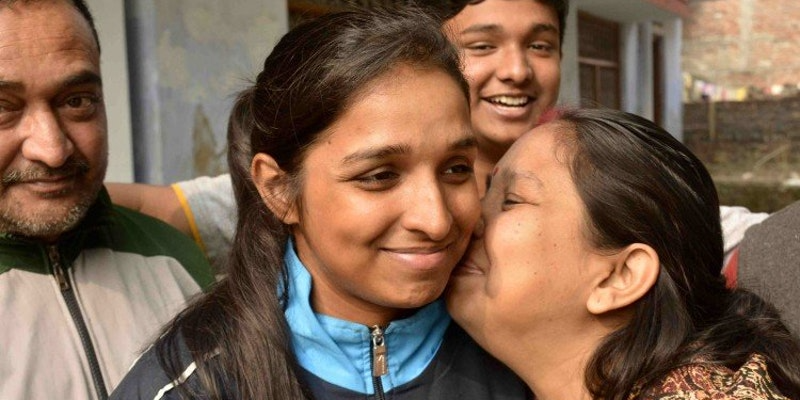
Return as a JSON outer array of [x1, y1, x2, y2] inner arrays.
[[447, 108, 800, 399], [110, 7, 528, 400]]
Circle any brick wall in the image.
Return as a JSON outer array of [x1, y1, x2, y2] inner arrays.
[[684, 97, 800, 173], [684, 96, 800, 212], [682, 0, 800, 90]]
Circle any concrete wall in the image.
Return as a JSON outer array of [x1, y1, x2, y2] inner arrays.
[[126, 0, 288, 184], [87, 0, 134, 183]]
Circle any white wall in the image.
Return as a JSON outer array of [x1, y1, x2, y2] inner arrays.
[[558, 6, 580, 107], [87, 0, 134, 183], [126, 0, 288, 184], [662, 18, 684, 141]]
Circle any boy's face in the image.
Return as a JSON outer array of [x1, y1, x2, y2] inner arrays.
[[445, 0, 562, 160]]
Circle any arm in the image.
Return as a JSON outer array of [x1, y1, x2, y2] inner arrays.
[[109, 175, 235, 272], [106, 182, 192, 237]]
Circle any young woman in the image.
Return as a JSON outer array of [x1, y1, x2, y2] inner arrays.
[[447, 108, 800, 400], [110, 7, 528, 400]]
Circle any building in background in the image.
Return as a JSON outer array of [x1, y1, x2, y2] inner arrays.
[[683, 0, 800, 102], [93, 0, 688, 184]]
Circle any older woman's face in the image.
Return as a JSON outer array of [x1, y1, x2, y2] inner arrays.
[[446, 123, 607, 357], [292, 65, 480, 325]]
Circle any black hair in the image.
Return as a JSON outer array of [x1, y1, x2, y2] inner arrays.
[[420, 0, 569, 46], [552, 108, 800, 399], [156, 6, 468, 399]]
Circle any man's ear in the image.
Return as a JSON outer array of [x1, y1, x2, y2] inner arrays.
[[251, 153, 299, 225], [587, 244, 659, 315]]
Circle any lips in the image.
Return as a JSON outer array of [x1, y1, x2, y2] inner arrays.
[[486, 95, 532, 107], [383, 244, 452, 271], [14, 174, 77, 196]]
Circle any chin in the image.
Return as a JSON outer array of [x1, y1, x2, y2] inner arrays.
[[392, 283, 448, 310]]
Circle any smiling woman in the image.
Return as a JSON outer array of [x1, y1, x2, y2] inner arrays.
[[447, 108, 800, 400], [110, 6, 529, 400]]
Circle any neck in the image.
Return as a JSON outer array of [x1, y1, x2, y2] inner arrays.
[[490, 325, 603, 400]]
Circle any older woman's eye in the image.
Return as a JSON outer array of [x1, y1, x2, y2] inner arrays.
[[501, 196, 521, 210]]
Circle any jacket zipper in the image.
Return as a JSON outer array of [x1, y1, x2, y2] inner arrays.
[[370, 325, 388, 400], [50, 245, 109, 400]]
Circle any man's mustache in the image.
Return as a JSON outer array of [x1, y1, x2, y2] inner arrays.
[[2, 159, 90, 185]]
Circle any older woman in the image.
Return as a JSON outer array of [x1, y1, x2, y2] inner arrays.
[[447, 108, 800, 399]]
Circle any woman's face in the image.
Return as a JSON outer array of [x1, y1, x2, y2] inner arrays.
[[293, 65, 480, 325], [446, 123, 608, 355]]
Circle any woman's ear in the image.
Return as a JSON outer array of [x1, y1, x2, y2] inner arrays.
[[586, 244, 659, 315], [251, 153, 299, 225]]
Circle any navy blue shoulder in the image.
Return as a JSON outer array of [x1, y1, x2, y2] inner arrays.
[[110, 334, 229, 400]]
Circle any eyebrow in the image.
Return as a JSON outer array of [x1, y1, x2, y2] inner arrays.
[[0, 70, 102, 93], [341, 134, 477, 165], [0, 80, 23, 91], [513, 170, 544, 189], [60, 70, 103, 90], [341, 144, 412, 165], [460, 22, 559, 37]]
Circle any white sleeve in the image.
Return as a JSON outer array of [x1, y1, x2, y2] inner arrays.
[[720, 205, 769, 265], [173, 174, 236, 272]]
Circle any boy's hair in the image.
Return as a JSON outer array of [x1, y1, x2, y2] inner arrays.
[[418, 0, 569, 45]]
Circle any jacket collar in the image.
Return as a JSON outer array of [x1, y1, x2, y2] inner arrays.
[[283, 240, 451, 395], [0, 187, 115, 275]]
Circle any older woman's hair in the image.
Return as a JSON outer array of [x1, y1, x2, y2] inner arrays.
[[552, 108, 800, 399], [156, 7, 469, 400]]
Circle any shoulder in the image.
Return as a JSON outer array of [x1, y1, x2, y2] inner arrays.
[[171, 174, 235, 273], [632, 354, 790, 400], [106, 203, 215, 289], [428, 323, 532, 399], [110, 334, 225, 400], [741, 201, 800, 244], [173, 174, 234, 208], [109, 340, 188, 400]]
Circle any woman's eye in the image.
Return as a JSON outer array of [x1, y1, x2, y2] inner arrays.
[[442, 163, 474, 184], [445, 163, 474, 175], [501, 195, 522, 210], [355, 170, 400, 190]]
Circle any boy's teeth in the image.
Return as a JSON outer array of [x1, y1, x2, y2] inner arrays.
[[489, 96, 529, 106]]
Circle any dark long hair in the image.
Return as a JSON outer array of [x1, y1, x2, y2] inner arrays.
[[550, 108, 800, 399], [156, 6, 468, 400]]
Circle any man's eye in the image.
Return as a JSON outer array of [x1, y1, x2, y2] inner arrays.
[[0, 100, 21, 125], [60, 94, 100, 120], [65, 95, 97, 109], [529, 42, 556, 54]]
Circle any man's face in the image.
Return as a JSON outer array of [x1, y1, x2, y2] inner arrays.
[[445, 0, 562, 161], [0, 0, 107, 241]]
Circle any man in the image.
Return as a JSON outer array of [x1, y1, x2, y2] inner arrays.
[[735, 200, 800, 335], [0, 1, 213, 399], [109, 0, 763, 271]]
